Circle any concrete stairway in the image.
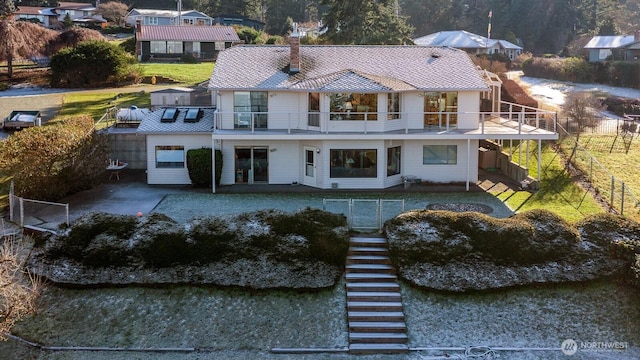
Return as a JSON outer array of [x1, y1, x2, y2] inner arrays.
[[346, 236, 408, 354]]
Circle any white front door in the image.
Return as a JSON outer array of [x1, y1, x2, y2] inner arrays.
[[303, 146, 317, 187]]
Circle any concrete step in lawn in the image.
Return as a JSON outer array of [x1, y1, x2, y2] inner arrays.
[[347, 291, 402, 302], [349, 321, 407, 333], [349, 237, 389, 247], [346, 282, 400, 292], [345, 236, 408, 354], [345, 263, 395, 274], [347, 254, 391, 264], [347, 301, 404, 312], [349, 332, 409, 344], [348, 246, 389, 255], [345, 272, 398, 283], [349, 343, 409, 354], [348, 311, 405, 322]]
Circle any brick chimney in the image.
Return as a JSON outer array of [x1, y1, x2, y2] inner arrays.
[[289, 23, 300, 74], [635, 30, 640, 42]]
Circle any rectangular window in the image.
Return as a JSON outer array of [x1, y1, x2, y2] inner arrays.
[[387, 146, 401, 176], [308, 92, 320, 126], [423, 92, 458, 128], [329, 93, 377, 121], [146, 16, 158, 25], [167, 41, 183, 54], [387, 93, 401, 119], [150, 41, 166, 53], [423, 145, 457, 165], [330, 149, 377, 178], [233, 91, 267, 129], [156, 146, 184, 168]]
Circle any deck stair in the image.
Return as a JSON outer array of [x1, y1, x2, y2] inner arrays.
[[346, 236, 408, 354]]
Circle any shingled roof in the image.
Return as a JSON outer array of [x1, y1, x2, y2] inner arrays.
[[137, 25, 240, 42], [208, 45, 489, 92]]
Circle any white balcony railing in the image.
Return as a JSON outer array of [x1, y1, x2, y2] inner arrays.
[[213, 101, 557, 136]]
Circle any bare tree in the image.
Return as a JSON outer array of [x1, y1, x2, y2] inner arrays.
[[96, 1, 130, 27], [0, 231, 42, 339], [562, 91, 604, 143]]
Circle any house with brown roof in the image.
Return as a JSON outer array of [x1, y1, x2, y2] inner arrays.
[[11, 6, 59, 28], [135, 21, 241, 61], [136, 28, 557, 190]]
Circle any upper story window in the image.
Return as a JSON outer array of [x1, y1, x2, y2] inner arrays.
[[387, 93, 401, 120], [145, 16, 158, 25], [234, 91, 268, 129], [329, 93, 377, 121], [423, 92, 458, 128]]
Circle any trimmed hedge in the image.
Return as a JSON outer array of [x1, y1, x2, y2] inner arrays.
[[386, 209, 640, 286], [39, 208, 349, 269]]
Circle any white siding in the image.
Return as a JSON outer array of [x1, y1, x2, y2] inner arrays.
[[146, 134, 212, 185], [403, 139, 479, 183], [457, 91, 481, 129]]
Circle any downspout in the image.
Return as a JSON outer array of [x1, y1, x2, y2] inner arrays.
[[466, 138, 470, 191], [211, 137, 216, 193]]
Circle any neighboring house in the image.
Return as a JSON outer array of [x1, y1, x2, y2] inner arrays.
[[584, 31, 640, 62], [56, 1, 106, 27], [413, 30, 523, 60], [135, 21, 241, 61], [212, 15, 265, 31], [11, 6, 59, 28], [126, 8, 215, 27], [135, 30, 557, 191]]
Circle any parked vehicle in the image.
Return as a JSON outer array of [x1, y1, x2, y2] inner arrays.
[[1, 110, 42, 130]]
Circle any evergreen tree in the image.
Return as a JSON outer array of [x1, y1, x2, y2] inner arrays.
[[63, 13, 74, 29], [320, 0, 413, 44]]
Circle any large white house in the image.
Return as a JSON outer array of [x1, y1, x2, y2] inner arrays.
[[137, 31, 557, 191]]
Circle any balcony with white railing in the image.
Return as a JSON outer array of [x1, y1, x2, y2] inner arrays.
[[212, 101, 558, 139]]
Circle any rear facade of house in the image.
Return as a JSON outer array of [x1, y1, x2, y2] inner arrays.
[[139, 32, 557, 191]]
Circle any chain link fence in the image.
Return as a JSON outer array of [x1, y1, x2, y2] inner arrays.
[[9, 182, 69, 230]]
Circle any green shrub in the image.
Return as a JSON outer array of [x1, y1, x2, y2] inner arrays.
[[188, 217, 236, 262], [118, 36, 136, 54], [180, 53, 199, 64], [387, 209, 581, 266], [0, 116, 109, 201], [50, 40, 136, 87], [186, 148, 212, 187], [138, 229, 191, 268], [215, 149, 223, 186], [46, 213, 137, 261]]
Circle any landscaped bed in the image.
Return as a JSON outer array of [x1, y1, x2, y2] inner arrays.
[[386, 209, 640, 292], [7, 206, 640, 359], [30, 208, 350, 289]]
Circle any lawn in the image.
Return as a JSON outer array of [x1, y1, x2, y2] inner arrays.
[[138, 62, 215, 85], [488, 140, 605, 223], [58, 91, 150, 122]]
